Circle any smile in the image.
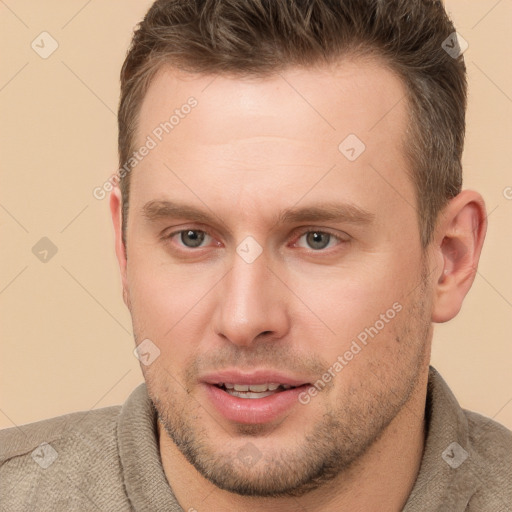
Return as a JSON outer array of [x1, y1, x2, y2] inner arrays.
[[214, 383, 296, 399]]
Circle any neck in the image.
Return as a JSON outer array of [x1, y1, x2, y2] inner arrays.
[[159, 369, 428, 512]]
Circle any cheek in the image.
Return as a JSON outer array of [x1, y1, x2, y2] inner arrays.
[[287, 251, 421, 372], [126, 251, 213, 347], [291, 258, 406, 329]]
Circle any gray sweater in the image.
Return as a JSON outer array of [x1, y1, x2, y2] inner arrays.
[[1, 367, 511, 511]]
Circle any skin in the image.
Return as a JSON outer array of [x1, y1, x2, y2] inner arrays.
[[110, 59, 487, 511]]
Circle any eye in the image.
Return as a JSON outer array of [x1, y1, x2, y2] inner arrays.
[[294, 230, 345, 251], [166, 229, 213, 248]]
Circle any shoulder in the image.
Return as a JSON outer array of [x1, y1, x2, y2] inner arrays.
[[465, 408, 512, 457], [0, 405, 129, 510], [404, 368, 511, 512], [0, 405, 121, 461], [463, 409, 512, 510]]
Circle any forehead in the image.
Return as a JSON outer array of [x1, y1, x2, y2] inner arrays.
[[136, 58, 409, 148], [129, 58, 414, 232]]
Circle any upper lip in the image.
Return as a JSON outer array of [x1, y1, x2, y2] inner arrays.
[[201, 369, 311, 387]]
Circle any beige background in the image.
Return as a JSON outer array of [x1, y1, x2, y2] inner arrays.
[[1, 1, 511, 431]]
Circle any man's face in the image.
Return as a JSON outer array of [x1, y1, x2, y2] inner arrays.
[[119, 59, 433, 496]]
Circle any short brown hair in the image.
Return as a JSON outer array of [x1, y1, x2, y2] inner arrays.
[[118, 0, 466, 247]]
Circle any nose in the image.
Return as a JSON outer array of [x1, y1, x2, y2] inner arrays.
[[212, 250, 290, 347]]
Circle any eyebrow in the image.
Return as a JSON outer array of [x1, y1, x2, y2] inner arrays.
[[142, 200, 375, 227]]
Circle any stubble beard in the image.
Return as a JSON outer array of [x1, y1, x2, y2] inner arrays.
[[142, 275, 432, 498]]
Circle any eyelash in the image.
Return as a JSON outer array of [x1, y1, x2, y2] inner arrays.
[[160, 227, 349, 253]]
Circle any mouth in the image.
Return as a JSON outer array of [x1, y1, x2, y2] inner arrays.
[[213, 382, 298, 399], [200, 368, 312, 424], [202, 372, 312, 424]]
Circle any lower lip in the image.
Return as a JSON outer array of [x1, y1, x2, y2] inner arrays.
[[203, 383, 310, 424]]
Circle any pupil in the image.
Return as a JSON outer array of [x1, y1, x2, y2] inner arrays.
[[307, 231, 330, 250], [181, 230, 205, 248]]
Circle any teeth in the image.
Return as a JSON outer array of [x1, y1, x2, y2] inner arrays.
[[227, 390, 276, 399], [220, 383, 291, 393], [249, 384, 270, 392]]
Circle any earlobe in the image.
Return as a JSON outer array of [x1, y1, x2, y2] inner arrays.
[[109, 186, 129, 308], [431, 190, 487, 323]]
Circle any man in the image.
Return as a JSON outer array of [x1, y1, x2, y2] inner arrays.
[[1, 0, 511, 510]]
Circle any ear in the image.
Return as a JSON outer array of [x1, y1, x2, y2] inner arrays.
[[431, 190, 487, 323], [109, 186, 130, 309]]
